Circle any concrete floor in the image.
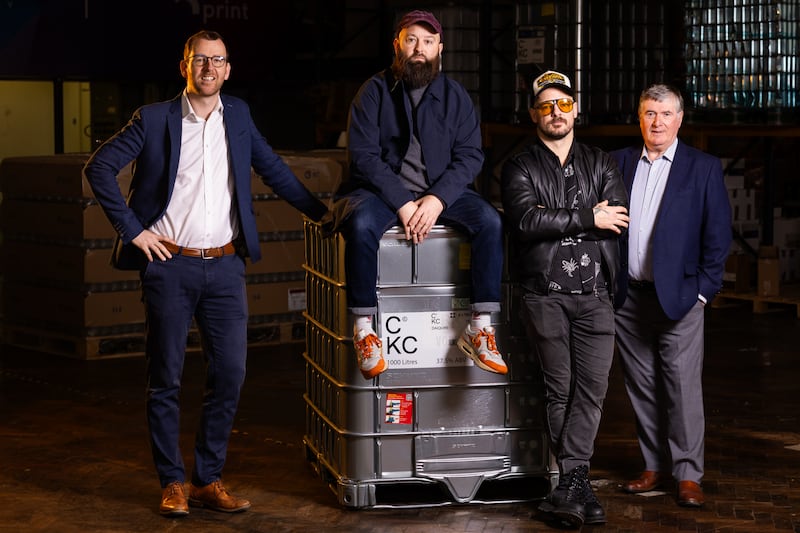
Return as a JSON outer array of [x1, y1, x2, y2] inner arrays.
[[1, 303, 799, 532]]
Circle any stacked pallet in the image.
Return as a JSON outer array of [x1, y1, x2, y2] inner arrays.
[[0, 150, 346, 359], [0, 154, 144, 359], [248, 149, 345, 348]]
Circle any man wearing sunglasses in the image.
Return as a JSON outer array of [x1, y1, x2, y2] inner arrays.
[[501, 70, 629, 528]]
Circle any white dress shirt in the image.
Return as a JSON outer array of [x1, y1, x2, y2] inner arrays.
[[150, 91, 238, 249]]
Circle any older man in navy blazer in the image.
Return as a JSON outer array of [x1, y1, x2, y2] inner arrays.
[[611, 84, 731, 508], [84, 30, 328, 517]]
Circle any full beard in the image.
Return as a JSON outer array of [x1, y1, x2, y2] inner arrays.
[[392, 53, 440, 89]]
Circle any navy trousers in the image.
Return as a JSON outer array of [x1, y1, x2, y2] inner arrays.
[[140, 253, 248, 488], [337, 188, 504, 315]]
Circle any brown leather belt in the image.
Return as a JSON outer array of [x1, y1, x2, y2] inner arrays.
[[162, 241, 236, 259]]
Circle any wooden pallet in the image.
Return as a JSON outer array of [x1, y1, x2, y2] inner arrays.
[[712, 286, 800, 318], [2, 324, 153, 360], [247, 321, 305, 348], [2, 320, 305, 360]]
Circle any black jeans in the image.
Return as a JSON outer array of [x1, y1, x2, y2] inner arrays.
[[520, 288, 615, 474]]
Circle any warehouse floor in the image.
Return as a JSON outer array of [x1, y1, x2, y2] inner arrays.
[[1, 303, 799, 533]]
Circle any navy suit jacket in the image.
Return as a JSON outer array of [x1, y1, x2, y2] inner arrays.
[[84, 93, 327, 270], [611, 140, 732, 320]]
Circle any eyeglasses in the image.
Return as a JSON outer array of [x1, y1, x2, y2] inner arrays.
[[534, 98, 575, 115], [186, 55, 227, 68]]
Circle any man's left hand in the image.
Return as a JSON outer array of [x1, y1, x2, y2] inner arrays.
[[407, 195, 444, 243]]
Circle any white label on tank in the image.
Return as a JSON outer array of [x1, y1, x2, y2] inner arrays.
[[380, 310, 474, 368]]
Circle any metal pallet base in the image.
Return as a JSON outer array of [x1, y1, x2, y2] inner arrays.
[[303, 438, 552, 509]]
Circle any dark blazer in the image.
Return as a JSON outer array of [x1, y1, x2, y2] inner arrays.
[[84, 93, 327, 270], [612, 140, 732, 320]]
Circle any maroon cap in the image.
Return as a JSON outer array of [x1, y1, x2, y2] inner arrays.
[[396, 10, 443, 38]]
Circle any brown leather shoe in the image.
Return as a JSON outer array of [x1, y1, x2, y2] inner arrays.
[[189, 479, 251, 513], [623, 470, 665, 493], [159, 481, 189, 517], [677, 480, 704, 507]]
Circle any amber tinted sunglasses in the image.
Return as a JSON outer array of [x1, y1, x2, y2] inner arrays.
[[534, 98, 575, 115]]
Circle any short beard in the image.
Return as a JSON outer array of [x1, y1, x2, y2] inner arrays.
[[392, 53, 440, 89], [537, 120, 572, 141]]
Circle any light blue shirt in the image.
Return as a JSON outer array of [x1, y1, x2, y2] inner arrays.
[[628, 138, 706, 304], [627, 139, 677, 282]]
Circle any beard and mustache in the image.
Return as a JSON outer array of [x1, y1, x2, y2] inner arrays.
[[391, 52, 441, 89], [538, 119, 572, 141]]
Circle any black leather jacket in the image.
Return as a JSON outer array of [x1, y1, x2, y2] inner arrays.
[[500, 138, 628, 298]]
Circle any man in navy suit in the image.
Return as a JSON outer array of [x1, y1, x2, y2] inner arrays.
[[84, 30, 328, 517], [611, 84, 731, 508]]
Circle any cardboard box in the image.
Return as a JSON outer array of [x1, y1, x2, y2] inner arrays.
[[724, 174, 746, 190], [280, 153, 344, 194], [3, 282, 144, 328], [728, 188, 757, 222], [245, 239, 306, 276], [722, 157, 747, 190], [252, 151, 345, 196], [731, 221, 760, 254], [757, 246, 780, 297], [253, 199, 305, 234], [773, 217, 800, 250], [1, 241, 138, 285], [247, 280, 306, 316], [0, 154, 133, 200], [779, 247, 800, 283], [723, 252, 752, 293], [1, 198, 116, 240]]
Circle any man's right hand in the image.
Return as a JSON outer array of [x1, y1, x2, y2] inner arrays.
[[397, 201, 418, 241], [132, 229, 175, 262], [398, 196, 443, 244]]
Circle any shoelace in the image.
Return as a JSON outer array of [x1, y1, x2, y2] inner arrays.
[[580, 477, 600, 504], [207, 480, 233, 500], [356, 334, 382, 358], [471, 329, 498, 352], [166, 482, 183, 496], [564, 465, 599, 504]]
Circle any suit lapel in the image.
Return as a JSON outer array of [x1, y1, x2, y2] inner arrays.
[[658, 141, 691, 221], [167, 97, 183, 187], [623, 148, 639, 195], [222, 98, 239, 174]]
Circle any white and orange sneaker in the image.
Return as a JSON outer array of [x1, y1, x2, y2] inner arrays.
[[457, 324, 508, 374], [354, 329, 387, 379]]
